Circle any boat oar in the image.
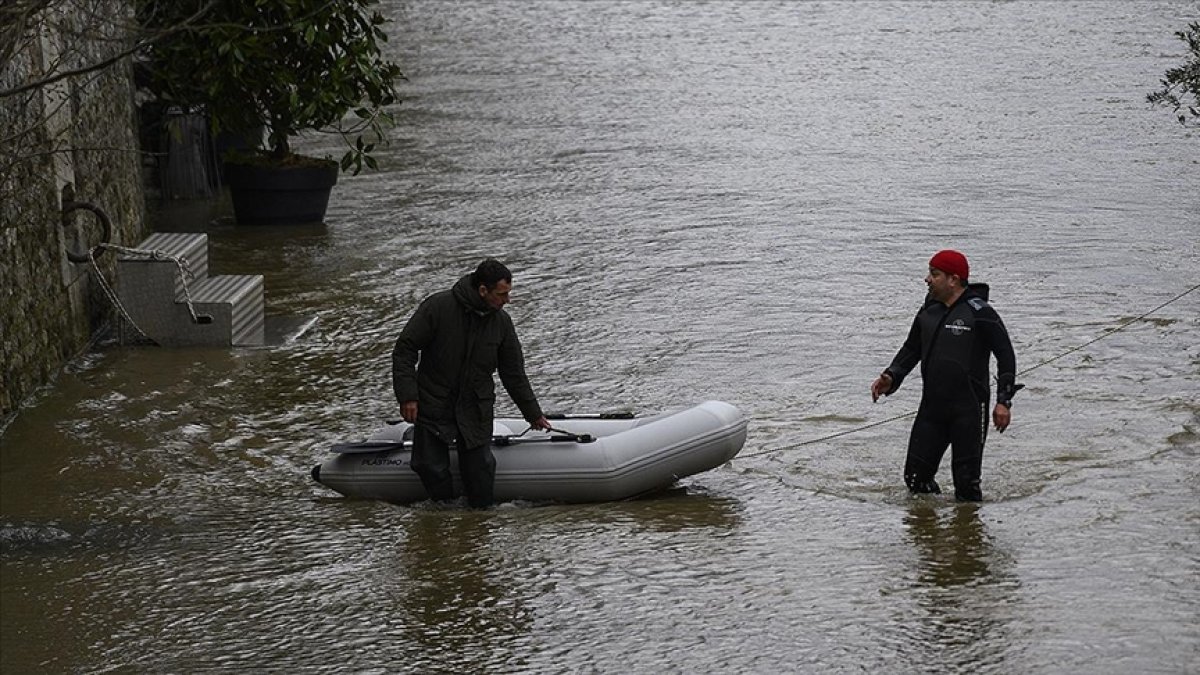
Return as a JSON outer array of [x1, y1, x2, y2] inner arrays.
[[545, 411, 634, 419], [332, 428, 596, 453], [493, 425, 594, 446], [546, 426, 594, 443], [384, 412, 632, 425]]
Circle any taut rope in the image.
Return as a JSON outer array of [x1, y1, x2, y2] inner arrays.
[[737, 282, 1199, 459]]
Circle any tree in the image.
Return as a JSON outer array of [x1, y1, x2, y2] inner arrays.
[[0, 0, 235, 196], [1147, 21, 1200, 127], [136, 0, 403, 174]]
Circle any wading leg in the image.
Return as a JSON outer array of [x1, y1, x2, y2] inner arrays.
[[905, 407, 949, 495], [458, 444, 497, 509], [410, 425, 455, 502], [948, 403, 989, 502]]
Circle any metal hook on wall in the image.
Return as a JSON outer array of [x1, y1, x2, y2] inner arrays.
[[61, 200, 112, 263]]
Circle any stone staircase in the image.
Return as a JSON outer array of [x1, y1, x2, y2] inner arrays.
[[116, 232, 266, 347]]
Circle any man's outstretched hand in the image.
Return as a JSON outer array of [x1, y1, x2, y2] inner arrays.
[[870, 372, 893, 402]]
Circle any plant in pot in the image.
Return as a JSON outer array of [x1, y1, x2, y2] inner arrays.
[[138, 0, 403, 225]]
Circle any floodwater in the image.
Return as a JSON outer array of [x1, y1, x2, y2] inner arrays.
[[3, 1, 1198, 672]]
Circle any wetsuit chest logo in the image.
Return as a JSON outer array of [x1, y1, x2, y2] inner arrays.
[[944, 318, 972, 336]]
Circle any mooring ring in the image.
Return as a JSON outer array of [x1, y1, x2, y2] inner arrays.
[[62, 200, 113, 263]]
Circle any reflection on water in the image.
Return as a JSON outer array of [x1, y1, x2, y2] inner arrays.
[[0, 520, 161, 556], [900, 500, 1018, 671], [905, 501, 996, 588], [352, 491, 742, 672], [528, 488, 744, 533], [391, 511, 533, 673]]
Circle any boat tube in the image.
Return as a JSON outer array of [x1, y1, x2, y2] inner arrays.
[[311, 400, 748, 504]]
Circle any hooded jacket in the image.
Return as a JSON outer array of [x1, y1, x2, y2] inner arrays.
[[392, 274, 544, 449], [884, 283, 1019, 407]]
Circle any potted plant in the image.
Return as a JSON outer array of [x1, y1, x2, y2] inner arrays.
[[138, 0, 403, 224]]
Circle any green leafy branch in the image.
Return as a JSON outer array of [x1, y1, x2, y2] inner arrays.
[[1147, 21, 1200, 127], [138, 0, 404, 173]]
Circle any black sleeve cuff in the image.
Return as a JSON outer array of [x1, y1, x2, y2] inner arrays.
[[996, 376, 1024, 407]]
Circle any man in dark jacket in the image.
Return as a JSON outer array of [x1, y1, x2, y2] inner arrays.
[[870, 250, 1021, 501], [392, 259, 551, 508]]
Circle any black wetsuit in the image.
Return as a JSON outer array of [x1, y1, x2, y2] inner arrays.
[[883, 283, 1018, 501]]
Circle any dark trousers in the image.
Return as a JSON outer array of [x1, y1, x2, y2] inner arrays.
[[410, 424, 497, 508], [903, 401, 989, 502]]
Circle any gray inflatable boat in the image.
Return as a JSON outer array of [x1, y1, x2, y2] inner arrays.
[[311, 400, 748, 504]]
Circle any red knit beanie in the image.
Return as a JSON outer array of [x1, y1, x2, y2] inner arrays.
[[929, 249, 969, 281]]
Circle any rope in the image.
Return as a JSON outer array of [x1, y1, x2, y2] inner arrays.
[[737, 282, 1200, 460], [97, 243, 205, 324], [86, 243, 208, 345], [1015, 282, 1199, 376], [87, 247, 154, 343]]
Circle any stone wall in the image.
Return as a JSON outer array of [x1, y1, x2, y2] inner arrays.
[[1, 0, 147, 421]]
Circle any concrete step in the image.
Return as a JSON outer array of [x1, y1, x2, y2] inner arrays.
[[115, 232, 266, 347], [186, 275, 265, 347], [119, 232, 209, 292]]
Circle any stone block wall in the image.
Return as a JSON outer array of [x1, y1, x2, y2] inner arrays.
[[1, 0, 147, 421]]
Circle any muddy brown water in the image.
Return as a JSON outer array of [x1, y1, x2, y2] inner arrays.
[[3, 2, 1197, 671]]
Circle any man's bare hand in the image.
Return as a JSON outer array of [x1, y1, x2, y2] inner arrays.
[[993, 403, 1011, 432], [401, 401, 418, 424], [871, 372, 893, 402]]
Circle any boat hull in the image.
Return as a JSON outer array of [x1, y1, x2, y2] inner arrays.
[[312, 400, 748, 504]]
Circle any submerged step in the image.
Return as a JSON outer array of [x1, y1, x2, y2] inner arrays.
[[184, 275, 265, 347], [115, 232, 268, 347]]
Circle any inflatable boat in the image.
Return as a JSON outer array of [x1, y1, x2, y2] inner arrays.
[[311, 400, 748, 504]]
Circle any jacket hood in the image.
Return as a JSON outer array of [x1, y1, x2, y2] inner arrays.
[[452, 273, 494, 315], [966, 282, 990, 302]]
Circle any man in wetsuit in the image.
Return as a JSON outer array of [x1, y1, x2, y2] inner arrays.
[[870, 250, 1020, 501], [392, 259, 551, 508]]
